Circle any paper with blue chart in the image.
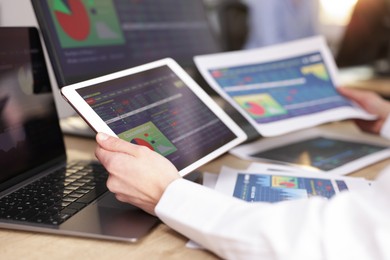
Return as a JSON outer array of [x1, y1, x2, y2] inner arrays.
[[186, 163, 371, 249], [215, 166, 371, 203], [194, 36, 375, 137]]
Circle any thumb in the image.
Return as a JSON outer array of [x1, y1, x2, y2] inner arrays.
[[96, 132, 138, 155], [96, 132, 114, 146]]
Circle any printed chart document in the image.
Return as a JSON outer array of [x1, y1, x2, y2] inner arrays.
[[194, 36, 374, 137], [215, 166, 371, 203], [186, 163, 372, 249]]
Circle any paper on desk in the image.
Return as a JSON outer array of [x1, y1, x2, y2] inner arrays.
[[202, 172, 219, 189], [194, 36, 375, 137], [215, 166, 371, 203], [246, 161, 310, 173], [186, 164, 371, 249], [186, 164, 313, 249]]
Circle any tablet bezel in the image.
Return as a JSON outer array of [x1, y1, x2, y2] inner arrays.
[[61, 58, 247, 176]]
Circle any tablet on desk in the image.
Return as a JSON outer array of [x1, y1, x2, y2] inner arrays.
[[61, 58, 247, 176], [230, 128, 390, 175]]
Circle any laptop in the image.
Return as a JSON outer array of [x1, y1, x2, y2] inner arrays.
[[0, 27, 247, 242], [30, 0, 223, 137], [0, 27, 159, 242]]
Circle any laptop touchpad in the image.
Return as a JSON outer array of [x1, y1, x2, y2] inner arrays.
[[97, 192, 137, 209]]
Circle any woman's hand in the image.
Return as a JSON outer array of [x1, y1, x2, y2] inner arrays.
[[338, 87, 390, 134], [95, 133, 180, 215]]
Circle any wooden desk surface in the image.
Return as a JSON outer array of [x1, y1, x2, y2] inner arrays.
[[1, 121, 390, 259]]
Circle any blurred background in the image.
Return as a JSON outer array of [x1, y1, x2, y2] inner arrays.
[[1, 0, 386, 62], [1, 0, 389, 123]]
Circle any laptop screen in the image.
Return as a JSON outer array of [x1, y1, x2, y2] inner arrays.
[[0, 27, 65, 190], [31, 0, 220, 87]]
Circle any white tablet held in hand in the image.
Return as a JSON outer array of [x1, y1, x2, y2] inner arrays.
[[61, 58, 247, 176]]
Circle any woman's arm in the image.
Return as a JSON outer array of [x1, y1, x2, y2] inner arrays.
[[156, 170, 390, 260]]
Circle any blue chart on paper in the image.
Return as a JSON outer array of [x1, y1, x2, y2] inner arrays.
[[209, 52, 352, 124], [233, 173, 345, 203]]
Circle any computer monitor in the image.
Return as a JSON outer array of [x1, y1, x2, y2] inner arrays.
[[335, 0, 390, 74], [31, 0, 221, 90]]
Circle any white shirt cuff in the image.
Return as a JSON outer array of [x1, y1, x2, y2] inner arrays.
[[380, 115, 390, 140]]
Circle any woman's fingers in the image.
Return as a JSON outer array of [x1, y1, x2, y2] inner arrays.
[[96, 132, 149, 157]]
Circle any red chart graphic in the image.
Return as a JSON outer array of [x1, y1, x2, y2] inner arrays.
[[245, 101, 265, 116], [54, 0, 91, 41], [131, 138, 154, 151]]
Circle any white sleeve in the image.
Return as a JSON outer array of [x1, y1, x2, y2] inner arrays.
[[380, 115, 390, 140], [155, 168, 390, 260]]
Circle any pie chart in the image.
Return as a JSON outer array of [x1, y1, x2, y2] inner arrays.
[[245, 101, 266, 116], [131, 138, 155, 151], [54, 0, 91, 41]]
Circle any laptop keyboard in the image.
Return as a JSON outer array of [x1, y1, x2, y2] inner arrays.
[[0, 161, 108, 225]]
